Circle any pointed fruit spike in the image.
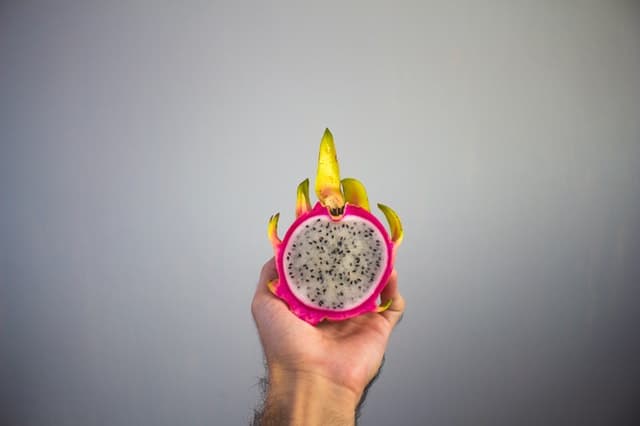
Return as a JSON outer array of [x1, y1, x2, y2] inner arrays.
[[267, 279, 279, 295], [377, 203, 404, 245], [267, 213, 281, 249], [376, 298, 393, 313], [341, 178, 371, 211], [315, 128, 344, 214], [295, 178, 312, 218]]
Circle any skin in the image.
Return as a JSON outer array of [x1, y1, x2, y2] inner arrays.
[[251, 257, 406, 426]]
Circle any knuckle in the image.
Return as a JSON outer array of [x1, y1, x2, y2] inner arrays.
[[251, 298, 260, 318]]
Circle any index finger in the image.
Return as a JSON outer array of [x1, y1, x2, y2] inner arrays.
[[254, 257, 278, 299], [251, 257, 285, 321]]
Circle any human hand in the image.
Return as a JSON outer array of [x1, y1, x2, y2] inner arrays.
[[251, 257, 405, 425]]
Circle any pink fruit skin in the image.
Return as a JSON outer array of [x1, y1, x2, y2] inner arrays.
[[272, 202, 395, 325]]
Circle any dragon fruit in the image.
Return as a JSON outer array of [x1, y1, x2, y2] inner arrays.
[[267, 129, 403, 325]]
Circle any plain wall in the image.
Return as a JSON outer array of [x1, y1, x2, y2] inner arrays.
[[1, 1, 639, 425]]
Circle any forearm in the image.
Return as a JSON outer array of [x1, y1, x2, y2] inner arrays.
[[256, 365, 359, 426]]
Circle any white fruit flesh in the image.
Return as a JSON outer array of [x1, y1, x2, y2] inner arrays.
[[283, 215, 388, 311]]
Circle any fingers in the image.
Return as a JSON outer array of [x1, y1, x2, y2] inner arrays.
[[379, 269, 405, 328], [256, 257, 278, 295], [253, 258, 406, 330], [251, 258, 278, 317]]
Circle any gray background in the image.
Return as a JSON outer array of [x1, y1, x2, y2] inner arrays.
[[1, 1, 639, 425]]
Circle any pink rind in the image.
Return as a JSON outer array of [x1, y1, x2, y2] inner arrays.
[[274, 202, 395, 325]]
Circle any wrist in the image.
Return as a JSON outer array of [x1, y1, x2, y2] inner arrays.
[[262, 363, 359, 426]]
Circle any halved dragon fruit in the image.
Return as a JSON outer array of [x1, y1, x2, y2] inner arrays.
[[267, 129, 403, 325]]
